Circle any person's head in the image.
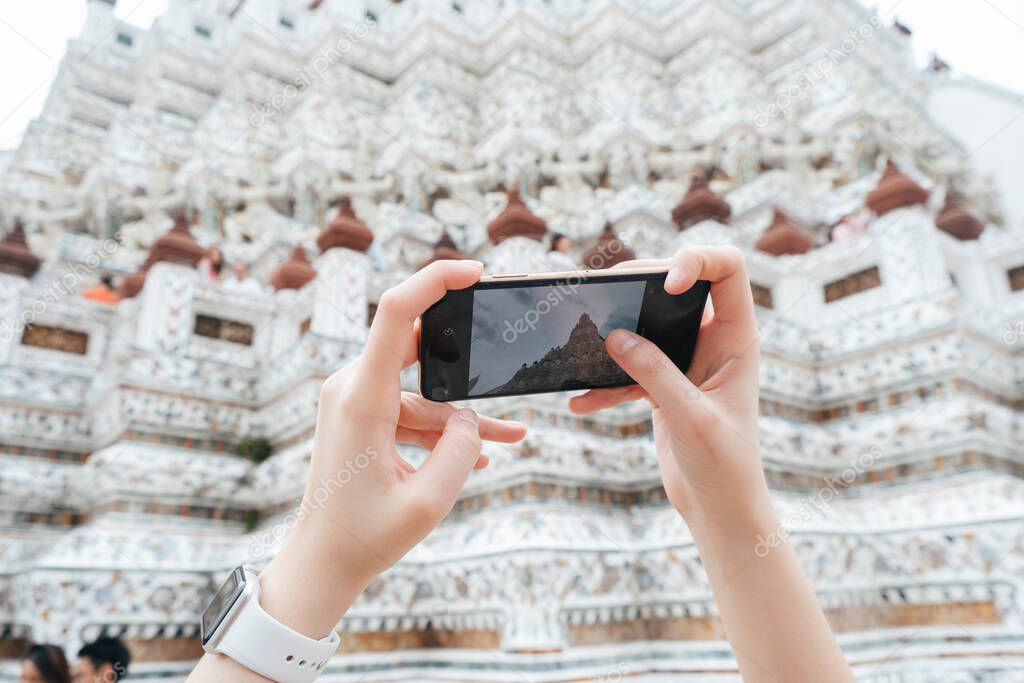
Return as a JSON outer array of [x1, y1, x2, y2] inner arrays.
[[74, 637, 130, 683], [207, 246, 224, 275], [550, 232, 571, 253], [233, 261, 248, 280], [99, 274, 114, 290], [20, 644, 70, 683]]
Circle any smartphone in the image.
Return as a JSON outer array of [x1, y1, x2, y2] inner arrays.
[[419, 268, 709, 401]]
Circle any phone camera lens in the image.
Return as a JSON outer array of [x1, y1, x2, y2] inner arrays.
[[442, 327, 454, 336], [430, 387, 450, 401]]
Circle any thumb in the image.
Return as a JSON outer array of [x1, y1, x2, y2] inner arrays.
[[414, 409, 482, 509], [605, 329, 700, 410]]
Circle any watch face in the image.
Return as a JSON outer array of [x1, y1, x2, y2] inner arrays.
[[201, 567, 247, 645]]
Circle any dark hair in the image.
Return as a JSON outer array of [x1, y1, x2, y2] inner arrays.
[[78, 637, 130, 679], [22, 644, 71, 683], [549, 232, 568, 252]]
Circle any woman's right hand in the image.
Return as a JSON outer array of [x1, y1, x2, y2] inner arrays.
[[569, 246, 770, 531], [571, 246, 854, 682], [186, 247, 851, 683]]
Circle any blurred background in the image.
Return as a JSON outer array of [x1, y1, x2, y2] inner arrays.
[[0, 0, 1022, 681]]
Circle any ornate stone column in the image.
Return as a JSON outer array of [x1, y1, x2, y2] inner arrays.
[[483, 188, 549, 274], [128, 212, 206, 354], [0, 274, 29, 363], [866, 163, 948, 301], [266, 245, 318, 359], [311, 198, 373, 343], [135, 262, 200, 355]]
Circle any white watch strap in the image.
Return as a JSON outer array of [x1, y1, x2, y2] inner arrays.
[[217, 576, 340, 683]]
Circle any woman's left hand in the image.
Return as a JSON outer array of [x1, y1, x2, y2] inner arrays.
[[257, 259, 526, 639]]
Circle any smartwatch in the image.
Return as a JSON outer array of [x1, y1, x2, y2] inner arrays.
[[201, 566, 340, 683]]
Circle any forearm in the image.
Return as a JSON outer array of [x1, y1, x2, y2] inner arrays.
[[690, 494, 854, 682]]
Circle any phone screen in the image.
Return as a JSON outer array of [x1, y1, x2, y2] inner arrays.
[[421, 272, 709, 401]]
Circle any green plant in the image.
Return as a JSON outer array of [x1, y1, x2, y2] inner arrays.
[[235, 436, 272, 463], [241, 509, 260, 531]]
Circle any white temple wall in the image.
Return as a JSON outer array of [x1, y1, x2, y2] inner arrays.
[[1, 0, 1024, 677]]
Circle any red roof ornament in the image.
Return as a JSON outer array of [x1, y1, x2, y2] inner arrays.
[[0, 219, 41, 279], [317, 198, 374, 253], [119, 210, 204, 298], [149, 210, 206, 266], [271, 244, 317, 290], [583, 222, 636, 269], [935, 191, 984, 241], [755, 208, 814, 256], [418, 230, 469, 270], [671, 167, 731, 230], [865, 160, 929, 216], [486, 187, 548, 244]]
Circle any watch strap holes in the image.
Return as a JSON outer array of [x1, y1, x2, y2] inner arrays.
[[284, 653, 328, 670]]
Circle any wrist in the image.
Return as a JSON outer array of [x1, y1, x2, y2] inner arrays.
[[686, 487, 779, 576], [257, 522, 371, 639]]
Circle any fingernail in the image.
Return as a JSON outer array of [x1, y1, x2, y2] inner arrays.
[[608, 329, 639, 355], [455, 408, 478, 425], [666, 267, 682, 289], [462, 260, 484, 270]]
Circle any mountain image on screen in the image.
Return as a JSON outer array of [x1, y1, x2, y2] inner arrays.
[[483, 312, 630, 395]]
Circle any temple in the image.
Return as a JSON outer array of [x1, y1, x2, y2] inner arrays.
[[0, 0, 1022, 680]]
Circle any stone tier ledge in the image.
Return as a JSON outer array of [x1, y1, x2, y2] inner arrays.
[[5, 447, 1017, 530], [9, 470, 1013, 575], [2, 520, 1020, 655], [3, 391, 1023, 514], [5, 292, 1022, 452]]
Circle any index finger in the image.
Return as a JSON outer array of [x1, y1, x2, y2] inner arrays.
[[665, 246, 754, 328], [610, 258, 668, 270], [612, 250, 753, 328], [359, 259, 484, 390]]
